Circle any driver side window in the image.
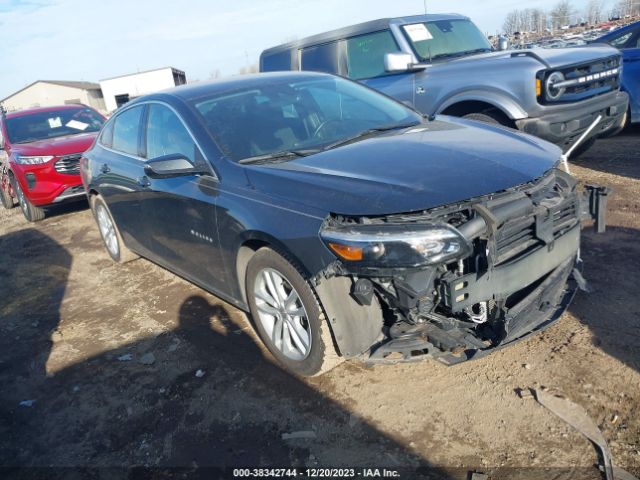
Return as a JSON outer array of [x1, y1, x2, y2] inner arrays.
[[146, 104, 199, 162]]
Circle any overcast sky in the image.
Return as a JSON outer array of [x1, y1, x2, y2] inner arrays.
[[0, 0, 606, 99]]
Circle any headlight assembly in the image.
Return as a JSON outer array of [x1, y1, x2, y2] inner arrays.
[[545, 71, 566, 101], [320, 223, 471, 268], [14, 155, 54, 165]]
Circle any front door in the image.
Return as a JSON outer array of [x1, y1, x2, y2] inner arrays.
[[138, 103, 228, 293]]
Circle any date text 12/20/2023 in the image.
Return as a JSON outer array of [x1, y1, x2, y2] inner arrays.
[[233, 468, 401, 478]]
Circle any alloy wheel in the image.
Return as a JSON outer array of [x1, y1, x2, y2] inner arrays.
[[253, 268, 312, 361], [96, 204, 119, 258], [16, 183, 28, 216]]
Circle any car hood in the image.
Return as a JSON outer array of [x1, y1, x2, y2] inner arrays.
[[9, 132, 98, 157], [244, 118, 561, 216], [452, 44, 620, 69]]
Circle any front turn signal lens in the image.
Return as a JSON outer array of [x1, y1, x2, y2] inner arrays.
[[328, 242, 363, 261], [536, 78, 542, 97]]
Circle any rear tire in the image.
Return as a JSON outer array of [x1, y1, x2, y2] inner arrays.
[[14, 180, 45, 222], [245, 247, 342, 377], [90, 195, 138, 263]]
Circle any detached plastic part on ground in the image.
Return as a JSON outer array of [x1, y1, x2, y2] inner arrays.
[[518, 387, 638, 480]]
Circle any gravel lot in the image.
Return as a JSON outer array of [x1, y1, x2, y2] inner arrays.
[[0, 126, 638, 479]]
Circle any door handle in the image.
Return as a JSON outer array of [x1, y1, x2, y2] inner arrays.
[[136, 176, 151, 188], [100, 164, 110, 174]]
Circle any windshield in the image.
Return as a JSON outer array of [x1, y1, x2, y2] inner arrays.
[[191, 76, 422, 162], [402, 19, 492, 62], [5, 107, 105, 144]]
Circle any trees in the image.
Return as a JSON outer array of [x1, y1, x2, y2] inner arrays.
[[503, 7, 547, 34], [550, 0, 575, 29], [614, 0, 640, 17], [585, 0, 605, 25]]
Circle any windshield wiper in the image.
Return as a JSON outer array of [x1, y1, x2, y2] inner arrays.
[[322, 122, 421, 151], [431, 48, 491, 60], [238, 148, 319, 165]]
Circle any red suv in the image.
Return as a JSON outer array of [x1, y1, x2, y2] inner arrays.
[[0, 104, 105, 221]]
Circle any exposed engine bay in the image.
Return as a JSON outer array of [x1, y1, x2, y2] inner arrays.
[[315, 168, 610, 365]]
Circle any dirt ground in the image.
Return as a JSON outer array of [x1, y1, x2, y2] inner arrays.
[[0, 126, 638, 479]]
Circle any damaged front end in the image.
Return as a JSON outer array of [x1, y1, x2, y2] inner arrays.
[[315, 168, 610, 365]]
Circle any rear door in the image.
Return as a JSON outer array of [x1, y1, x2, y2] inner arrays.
[[94, 105, 150, 255], [138, 102, 227, 293]]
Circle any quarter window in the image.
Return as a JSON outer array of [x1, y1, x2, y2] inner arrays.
[[261, 50, 292, 72], [346, 30, 400, 80], [146, 104, 199, 162], [112, 106, 144, 156], [100, 120, 114, 148]]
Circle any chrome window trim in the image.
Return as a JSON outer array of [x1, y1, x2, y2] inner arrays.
[[98, 100, 218, 180], [99, 143, 145, 161]]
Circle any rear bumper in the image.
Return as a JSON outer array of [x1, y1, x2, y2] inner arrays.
[[516, 91, 629, 148]]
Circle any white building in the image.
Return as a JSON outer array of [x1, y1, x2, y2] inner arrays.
[[99, 67, 187, 112], [1, 80, 106, 113]]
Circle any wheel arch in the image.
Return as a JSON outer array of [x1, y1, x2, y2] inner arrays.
[[235, 231, 312, 307], [437, 90, 528, 121]]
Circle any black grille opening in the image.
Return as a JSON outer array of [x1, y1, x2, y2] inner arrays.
[[542, 55, 621, 104], [494, 197, 578, 266], [54, 154, 81, 175]]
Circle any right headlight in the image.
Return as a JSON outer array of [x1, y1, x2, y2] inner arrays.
[[545, 71, 566, 101], [320, 223, 471, 268]]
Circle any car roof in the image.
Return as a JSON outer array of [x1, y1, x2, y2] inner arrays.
[[5, 104, 88, 119], [261, 14, 468, 56], [146, 71, 338, 103]]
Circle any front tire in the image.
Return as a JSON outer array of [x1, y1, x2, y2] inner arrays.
[[462, 112, 503, 125], [14, 180, 45, 222], [246, 247, 342, 377], [90, 195, 138, 263], [0, 185, 14, 209]]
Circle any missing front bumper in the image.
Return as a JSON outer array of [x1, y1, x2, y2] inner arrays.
[[367, 257, 577, 366]]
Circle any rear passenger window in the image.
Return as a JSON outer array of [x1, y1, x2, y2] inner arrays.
[[346, 30, 400, 80], [146, 104, 199, 162], [300, 42, 339, 73], [112, 106, 143, 156]]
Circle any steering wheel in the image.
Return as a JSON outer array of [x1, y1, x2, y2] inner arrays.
[[312, 119, 343, 139]]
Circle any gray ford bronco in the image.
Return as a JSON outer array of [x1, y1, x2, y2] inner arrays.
[[261, 14, 629, 155]]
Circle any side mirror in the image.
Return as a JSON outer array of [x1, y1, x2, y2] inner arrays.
[[144, 154, 209, 179], [497, 36, 510, 51], [384, 52, 422, 72]]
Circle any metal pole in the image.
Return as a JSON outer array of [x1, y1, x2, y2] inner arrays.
[[423, 0, 427, 14]]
